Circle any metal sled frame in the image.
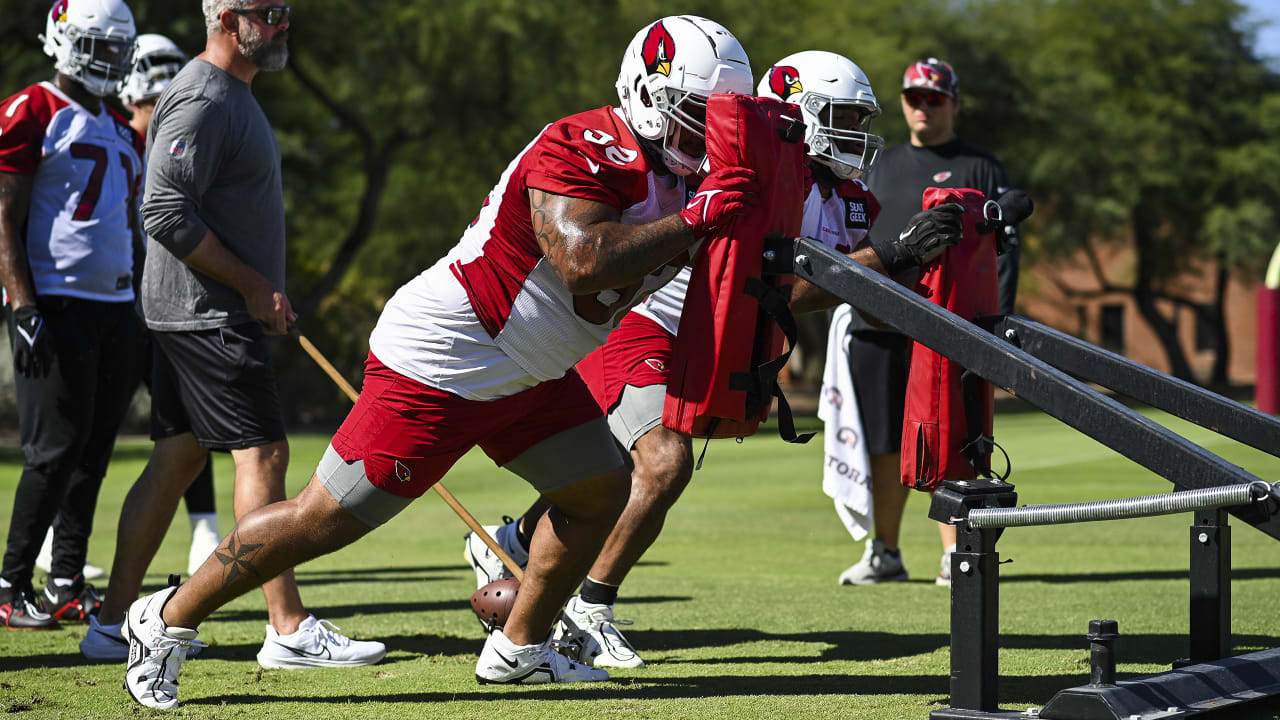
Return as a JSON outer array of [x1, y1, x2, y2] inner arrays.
[[762, 237, 1280, 719]]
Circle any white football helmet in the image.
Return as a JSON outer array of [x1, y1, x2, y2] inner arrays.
[[616, 16, 753, 176], [119, 33, 186, 106], [41, 0, 137, 98], [757, 50, 884, 180]]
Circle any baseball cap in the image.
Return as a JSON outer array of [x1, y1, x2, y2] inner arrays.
[[902, 57, 959, 97]]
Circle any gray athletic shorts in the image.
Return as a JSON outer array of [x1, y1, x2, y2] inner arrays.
[[608, 383, 667, 451], [316, 418, 623, 528]]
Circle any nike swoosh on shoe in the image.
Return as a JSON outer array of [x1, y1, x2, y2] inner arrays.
[[272, 642, 332, 659]]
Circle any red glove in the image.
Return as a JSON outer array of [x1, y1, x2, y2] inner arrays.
[[679, 166, 760, 237]]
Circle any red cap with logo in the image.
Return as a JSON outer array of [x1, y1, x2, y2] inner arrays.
[[902, 57, 959, 97]]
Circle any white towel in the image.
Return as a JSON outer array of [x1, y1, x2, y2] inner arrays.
[[819, 304, 873, 540]]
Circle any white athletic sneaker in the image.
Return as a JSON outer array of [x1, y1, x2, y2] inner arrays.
[[85, 612, 203, 661], [124, 585, 205, 710], [475, 629, 610, 684], [838, 538, 909, 585], [463, 520, 527, 589], [36, 528, 106, 580], [937, 544, 956, 587], [80, 613, 129, 660], [555, 596, 645, 668], [187, 516, 222, 577], [256, 614, 386, 669]]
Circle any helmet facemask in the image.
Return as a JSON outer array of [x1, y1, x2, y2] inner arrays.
[[135, 53, 183, 100], [655, 86, 711, 176], [804, 94, 884, 180], [64, 29, 135, 97]]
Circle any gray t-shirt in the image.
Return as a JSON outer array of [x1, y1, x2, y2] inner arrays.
[[139, 59, 285, 331]]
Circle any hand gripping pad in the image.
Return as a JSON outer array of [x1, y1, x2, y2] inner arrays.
[[662, 94, 806, 440], [900, 187, 999, 489]]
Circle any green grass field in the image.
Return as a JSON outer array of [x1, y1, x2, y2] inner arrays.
[[2, 407, 1279, 719]]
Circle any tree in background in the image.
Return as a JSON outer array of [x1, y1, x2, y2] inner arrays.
[[2, 0, 1276, 424], [1005, 0, 1279, 382]]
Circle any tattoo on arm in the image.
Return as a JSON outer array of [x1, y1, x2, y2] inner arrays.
[[529, 188, 695, 294], [529, 189, 567, 278], [0, 172, 36, 307]]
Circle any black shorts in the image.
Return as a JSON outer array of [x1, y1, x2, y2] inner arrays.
[[847, 329, 912, 456], [150, 322, 286, 450]]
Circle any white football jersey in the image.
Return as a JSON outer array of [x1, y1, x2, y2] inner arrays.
[[0, 82, 143, 303], [370, 107, 689, 401]]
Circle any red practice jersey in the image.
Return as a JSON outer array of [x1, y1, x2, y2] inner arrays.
[[370, 106, 691, 401]]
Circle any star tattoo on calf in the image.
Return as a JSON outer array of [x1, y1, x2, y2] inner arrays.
[[214, 530, 263, 586]]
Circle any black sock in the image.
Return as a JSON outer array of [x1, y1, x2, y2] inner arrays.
[[579, 576, 619, 606], [513, 516, 533, 552]]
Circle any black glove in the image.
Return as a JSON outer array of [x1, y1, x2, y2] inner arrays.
[[11, 305, 54, 378], [871, 202, 964, 275]]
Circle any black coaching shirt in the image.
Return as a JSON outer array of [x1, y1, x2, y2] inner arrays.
[[861, 137, 1020, 330]]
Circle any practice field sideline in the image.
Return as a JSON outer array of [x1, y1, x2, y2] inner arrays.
[[2, 407, 1278, 719]]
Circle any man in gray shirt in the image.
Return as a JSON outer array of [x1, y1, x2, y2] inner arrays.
[[86, 1, 385, 680]]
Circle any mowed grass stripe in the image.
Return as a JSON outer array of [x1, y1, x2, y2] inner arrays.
[[1, 405, 1277, 719]]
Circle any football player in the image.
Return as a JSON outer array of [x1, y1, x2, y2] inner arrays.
[[463, 50, 962, 668], [0, 0, 142, 629], [119, 33, 186, 137], [122, 15, 761, 707]]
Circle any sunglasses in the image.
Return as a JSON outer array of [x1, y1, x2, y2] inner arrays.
[[231, 5, 290, 26], [903, 90, 949, 108]]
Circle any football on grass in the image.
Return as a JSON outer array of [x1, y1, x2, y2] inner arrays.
[[471, 577, 520, 632]]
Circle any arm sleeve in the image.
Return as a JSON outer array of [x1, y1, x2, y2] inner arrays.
[[140, 95, 227, 258]]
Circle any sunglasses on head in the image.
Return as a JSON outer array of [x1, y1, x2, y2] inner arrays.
[[231, 5, 290, 26], [903, 90, 949, 108]]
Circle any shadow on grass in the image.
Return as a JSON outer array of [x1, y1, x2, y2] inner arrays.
[[1002, 567, 1280, 583], [179, 672, 1083, 705], [629, 629, 1280, 667], [179, 629, 1280, 671], [10, 628, 1280, 702], [181, 672, 957, 705]]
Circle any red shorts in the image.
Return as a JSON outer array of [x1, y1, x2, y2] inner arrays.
[[330, 353, 605, 498], [576, 313, 674, 413]]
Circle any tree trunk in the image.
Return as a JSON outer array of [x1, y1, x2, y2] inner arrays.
[[1131, 208, 1196, 381]]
